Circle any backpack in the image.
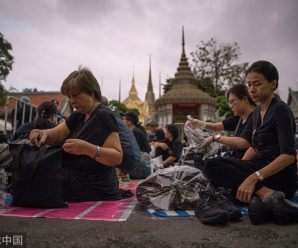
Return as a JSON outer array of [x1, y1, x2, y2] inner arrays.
[[112, 113, 141, 173], [128, 152, 152, 179]]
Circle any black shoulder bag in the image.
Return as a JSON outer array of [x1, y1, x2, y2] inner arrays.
[[10, 140, 67, 208], [224, 118, 242, 157]]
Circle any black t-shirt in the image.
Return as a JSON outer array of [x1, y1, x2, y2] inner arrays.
[[63, 105, 121, 202], [156, 138, 183, 163], [12, 120, 56, 141], [132, 127, 151, 153], [155, 129, 165, 142], [242, 97, 296, 161], [222, 114, 252, 158]]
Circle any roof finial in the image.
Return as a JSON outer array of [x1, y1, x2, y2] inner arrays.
[[118, 79, 121, 102], [147, 54, 153, 91], [182, 26, 185, 56]]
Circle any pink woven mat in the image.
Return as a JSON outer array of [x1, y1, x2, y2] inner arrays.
[[0, 180, 139, 221]]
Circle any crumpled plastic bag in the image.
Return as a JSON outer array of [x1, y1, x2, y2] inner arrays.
[[136, 165, 208, 210], [183, 126, 221, 161], [151, 155, 164, 172]]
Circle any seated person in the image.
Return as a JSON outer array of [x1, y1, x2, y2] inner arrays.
[[12, 101, 57, 141], [123, 111, 151, 154], [29, 67, 123, 202], [153, 124, 183, 167], [201, 61, 297, 225], [121, 111, 151, 179], [145, 119, 165, 143], [186, 84, 254, 158]]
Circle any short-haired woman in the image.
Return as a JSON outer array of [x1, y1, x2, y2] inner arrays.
[[29, 67, 123, 202]]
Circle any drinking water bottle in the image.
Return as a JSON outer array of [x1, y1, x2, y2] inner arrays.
[[0, 169, 12, 208], [0, 190, 4, 208], [4, 192, 13, 206]]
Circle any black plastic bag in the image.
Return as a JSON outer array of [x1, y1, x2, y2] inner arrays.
[[136, 165, 208, 210]]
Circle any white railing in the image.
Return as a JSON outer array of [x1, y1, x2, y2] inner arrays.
[[2, 96, 64, 136]]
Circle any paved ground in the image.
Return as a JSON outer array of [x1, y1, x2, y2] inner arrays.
[[1, 204, 298, 248]]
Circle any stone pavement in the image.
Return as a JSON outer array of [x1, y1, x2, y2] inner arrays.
[[1, 203, 298, 248]]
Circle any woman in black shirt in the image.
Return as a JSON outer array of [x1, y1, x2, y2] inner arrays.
[[205, 61, 297, 225], [186, 84, 255, 158], [154, 124, 183, 167], [29, 67, 123, 202]]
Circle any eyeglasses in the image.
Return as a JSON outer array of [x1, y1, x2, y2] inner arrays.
[[228, 98, 238, 105]]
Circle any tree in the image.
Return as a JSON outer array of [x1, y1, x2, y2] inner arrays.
[[22, 87, 38, 93], [191, 38, 248, 94], [0, 33, 14, 81], [195, 77, 224, 98], [0, 83, 7, 106], [216, 95, 232, 118], [109, 100, 129, 115], [162, 78, 174, 94]]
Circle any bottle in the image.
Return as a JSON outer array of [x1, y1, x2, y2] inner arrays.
[[4, 192, 13, 206], [0, 169, 12, 208], [0, 190, 4, 208], [0, 169, 8, 191]]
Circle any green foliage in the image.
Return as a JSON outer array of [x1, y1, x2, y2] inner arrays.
[[195, 77, 224, 97], [163, 78, 174, 94], [0, 83, 7, 106], [191, 37, 248, 93], [109, 100, 129, 115], [0, 33, 14, 81], [129, 108, 140, 116], [216, 95, 232, 117]]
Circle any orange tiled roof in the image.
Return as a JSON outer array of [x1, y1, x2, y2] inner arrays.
[[0, 91, 64, 114]]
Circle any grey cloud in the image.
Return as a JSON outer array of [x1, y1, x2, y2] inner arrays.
[[0, 0, 297, 101]]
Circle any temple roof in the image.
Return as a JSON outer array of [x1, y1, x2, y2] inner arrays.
[[287, 87, 298, 106], [145, 55, 156, 105], [156, 27, 215, 106], [122, 73, 143, 104]]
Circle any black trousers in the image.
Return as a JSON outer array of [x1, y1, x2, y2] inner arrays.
[[205, 157, 297, 202]]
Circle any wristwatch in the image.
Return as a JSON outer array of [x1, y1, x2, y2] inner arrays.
[[213, 133, 222, 142], [255, 171, 264, 181]]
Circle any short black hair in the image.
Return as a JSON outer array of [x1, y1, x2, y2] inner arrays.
[[38, 101, 57, 119], [165, 124, 179, 140], [124, 111, 139, 126], [246, 60, 279, 90], [227, 84, 254, 106]]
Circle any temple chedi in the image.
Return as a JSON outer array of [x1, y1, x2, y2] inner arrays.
[[122, 72, 145, 123], [142, 56, 156, 121], [155, 27, 216, 126], [122, 58, 157, 124]]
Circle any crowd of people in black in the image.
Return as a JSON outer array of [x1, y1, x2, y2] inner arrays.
[[2, 60, 298, 226]]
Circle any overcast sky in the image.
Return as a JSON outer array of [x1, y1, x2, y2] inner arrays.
[[1, 0, 297, 102]]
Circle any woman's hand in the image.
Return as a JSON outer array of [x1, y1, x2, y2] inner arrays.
[[152, 142, 168, 150], [202, 136, 214, 147], [63, 139, 90, 156], [158, 142, 169, 150], [185, 119, 206, 130], [236, 173, 258, 203], [29, 129, 48, 147]]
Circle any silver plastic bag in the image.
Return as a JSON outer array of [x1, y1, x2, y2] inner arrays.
[[136, 165, 208, 210]]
